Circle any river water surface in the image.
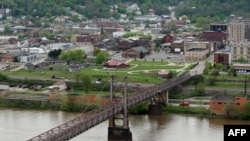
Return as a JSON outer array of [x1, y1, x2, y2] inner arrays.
[[0, 107, 249, 141]]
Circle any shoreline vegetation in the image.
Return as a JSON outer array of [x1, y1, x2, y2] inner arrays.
[[1, 97, 249, 121], [1, 60, 250, 120]]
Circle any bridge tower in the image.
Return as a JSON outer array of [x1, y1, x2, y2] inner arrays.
[[148, 91, 169, 115], [108, 75, 132, 141]]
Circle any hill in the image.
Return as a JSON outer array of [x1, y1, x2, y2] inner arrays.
[[0, 0, 249, 21]]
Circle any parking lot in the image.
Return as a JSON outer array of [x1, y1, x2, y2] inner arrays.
[[145, 50, 184, 64]]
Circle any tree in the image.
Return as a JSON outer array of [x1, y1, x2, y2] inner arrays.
[[81, 74, 92, 93], [194, 83, 205, 96], [93, 47, 101, 56], [48, 49, 62, 60], [241, 102, 250, 119], [195, 17, 211, 30], [215, 63, 223, 71], [244, 102, 250, 113], [39, 29, 55, 40], [190, 75, 204, 85], [235, 56, 247, 63], [74, 72, 81, 84], [3, 25, 11, 35], [223, 101, 239, 118], [95, 51, 110, 64], [228, 66, 236, 76], [59, 49, 86, 62], [211, 68, 219, 76], [163, 21, 177, 34], [208, 76, 216, 86]]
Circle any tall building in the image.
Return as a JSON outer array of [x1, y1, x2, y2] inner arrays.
[[228, 19, 245, 42], [228, 16, 250, 61], [231, 40, 250, 61]]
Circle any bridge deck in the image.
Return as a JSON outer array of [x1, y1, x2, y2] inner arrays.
[[27, 74, 191, 141]]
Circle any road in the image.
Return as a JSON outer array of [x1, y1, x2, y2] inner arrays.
[[189, 61, 205, 75]]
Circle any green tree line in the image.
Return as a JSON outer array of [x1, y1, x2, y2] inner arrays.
[[1, 0, 249, 22]]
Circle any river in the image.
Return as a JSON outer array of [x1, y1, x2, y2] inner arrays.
[[0, 107, 249, 141]]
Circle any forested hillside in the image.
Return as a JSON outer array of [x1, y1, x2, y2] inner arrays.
[[176, 0, 250, 22], [0, 0, 249, 21]]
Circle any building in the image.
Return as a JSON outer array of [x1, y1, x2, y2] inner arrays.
[[185, 48, 209, 62], [210, 95, 250, 115], [21, 47, 44, 54], [210, 23, 228, 32], [233, 63, 250, 74], [228, 17, 250, 62], [122, 46, 149, 59], [19, 54, 37, 63], [157, 70, 169, 79], [201, 31, 227, 50], [184, 41, 211, 62], [1, 53, 14, 63], [230, 40, 250, 61], [213, 51, 231, 66], [103, 60, 130, 68], [48, 80, 67, 92], [170, 40, 184, 54], [118, 39, 136, 50], [228, 19, 245, 42]]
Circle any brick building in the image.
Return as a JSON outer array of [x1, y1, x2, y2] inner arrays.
[[210, 95, 250, 115], [213, 52, 231, 66], [170, 40, 184, 54], [201, 31, 227, 42]]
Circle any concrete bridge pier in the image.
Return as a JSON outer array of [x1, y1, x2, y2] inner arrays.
[[148, 91, 168, 115], [108, 76, 132, 141], [108, 115, 132, 141]]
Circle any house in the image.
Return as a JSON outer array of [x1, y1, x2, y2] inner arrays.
[[172, 20, 185, 28], [24, 62, 35, 70], [75, 34, 99, 43], [44, 58, 67, 65], [19, 54, 37, 63], [122, 46, 150, 59], [24, 28, 41, 37], [118, 39, 136, 50], [8, 38, 18, 44], [68, 61, 84, 72], [1, 52, 21, 64], [209, 95, 250, 115], [0, 9, 6, 19], [157, 70, 169, 79], [49, 80, 67, 92], [103, 60, 130, 68], [162, 35, 174, 43]]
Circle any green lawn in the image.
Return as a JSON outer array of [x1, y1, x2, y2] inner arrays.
[[1, 60, 193, 84]]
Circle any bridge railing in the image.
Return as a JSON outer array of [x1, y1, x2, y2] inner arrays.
[[27, 73, 192, 141]]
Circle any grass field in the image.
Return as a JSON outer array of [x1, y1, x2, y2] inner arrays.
[[1, 60, 191, 84]]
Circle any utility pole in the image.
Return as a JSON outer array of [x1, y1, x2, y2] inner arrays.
[[123, 76, 128, 128], [244, 75, 247, 96], [110, 75, 114, 103]]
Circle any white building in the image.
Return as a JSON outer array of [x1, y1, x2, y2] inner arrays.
[[18, 54, 37, 63], [21, 47, 44, 54], [48, 80, 67, 92]]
